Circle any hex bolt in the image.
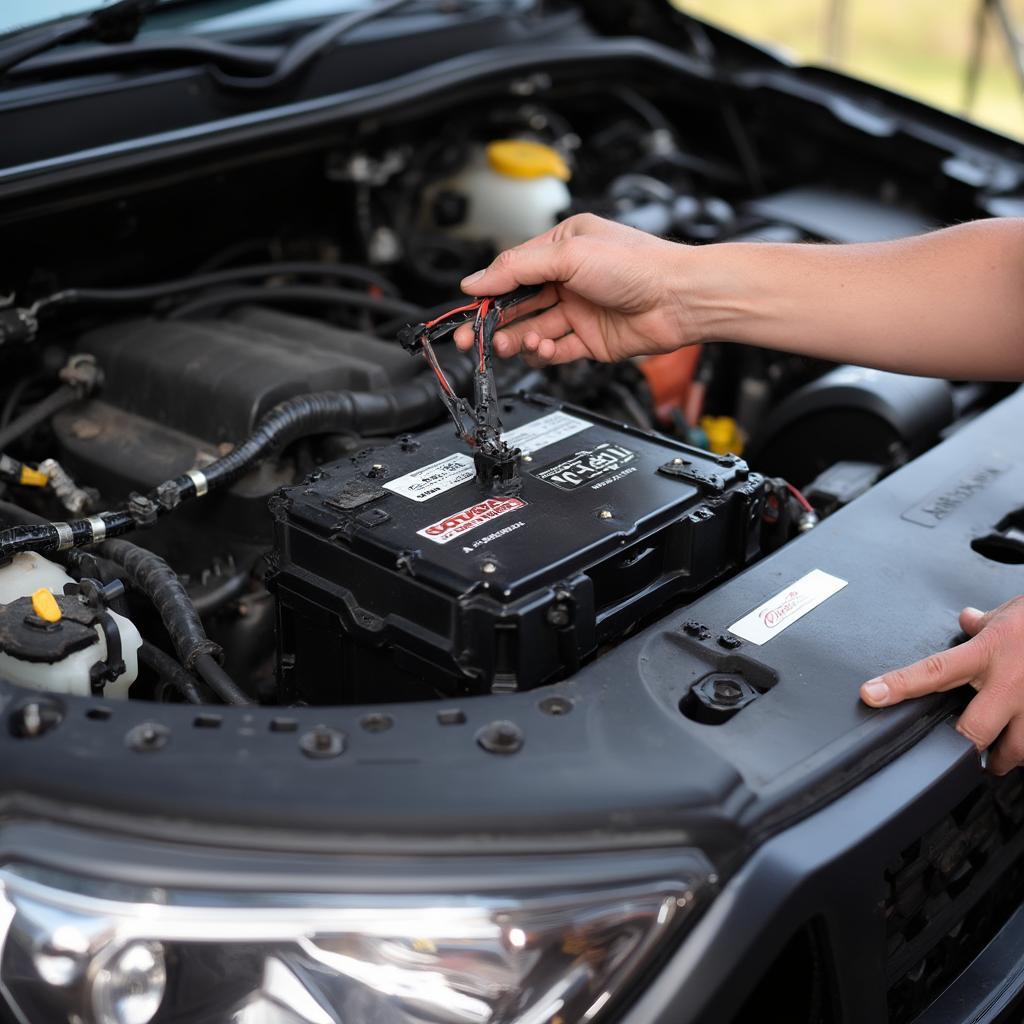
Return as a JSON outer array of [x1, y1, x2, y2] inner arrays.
[[521, 455, 533, 463], [717, 634, 742, 650], [125, 721, 169, 752], [672, 457, 684, 465], [481, 561, 497, 574], [300, 725, 346, 759], [476, 720, 524, 755], [598, 509, 613, 519], [712, 679, 743, 704], [360, 713, 394, 733]]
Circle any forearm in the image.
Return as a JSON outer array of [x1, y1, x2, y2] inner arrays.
[[682, 219, 1024, 379]]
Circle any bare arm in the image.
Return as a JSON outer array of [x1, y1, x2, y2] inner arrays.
[[455, 214, 1024, 381], [688, 218, 1024, 379]]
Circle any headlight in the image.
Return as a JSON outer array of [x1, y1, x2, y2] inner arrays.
[[0, 858, 712, 1024]]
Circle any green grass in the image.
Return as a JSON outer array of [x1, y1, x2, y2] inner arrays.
[[675, 0, 1024, 140]]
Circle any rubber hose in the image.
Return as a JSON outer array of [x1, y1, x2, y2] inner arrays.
[[138, 642, 204, 705], [166, 284, 422, 322], [202, 354, 473, 491], [36, 262, 402, 311], [194, 652, 252, 706], [0, 385, 79, 451], [96, 539, 221, 671]]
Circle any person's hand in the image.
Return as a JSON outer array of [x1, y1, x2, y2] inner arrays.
[[452, 214, 698, 366], [860, 597, 1024, 774]]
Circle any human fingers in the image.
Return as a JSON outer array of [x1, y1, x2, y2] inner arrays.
[[453, 323, 473, 350], [860, 635, 989, 707], [956, 681, 1016, 757], [493, 307, 572, 357], [519, 332, 592, 367], [960, 605, 994, 637], [460, 239, 583, 297], [985, 713, 1024, 775]]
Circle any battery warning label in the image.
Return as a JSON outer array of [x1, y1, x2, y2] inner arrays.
[[384, 453, 475, 503], [535, 442, 636, 491], [418, 496, 527, 545]]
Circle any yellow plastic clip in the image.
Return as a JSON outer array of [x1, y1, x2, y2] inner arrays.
[[18, 464, 49, 488], [31, 588, 61, 623], [700, 415, 745, 456]]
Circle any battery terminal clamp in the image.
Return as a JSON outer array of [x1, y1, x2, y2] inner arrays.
[[398, 284, 542, 491]]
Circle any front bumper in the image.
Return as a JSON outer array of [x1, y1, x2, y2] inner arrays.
[[624, 721, 1023, 1024]]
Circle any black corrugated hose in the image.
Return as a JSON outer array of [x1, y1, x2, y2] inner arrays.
[[92, 540, 251, 706], [0, 355, 473, 562]]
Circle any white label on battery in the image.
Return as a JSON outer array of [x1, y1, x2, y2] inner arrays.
[[502, 411, 591, 455], [383, 412, 591, 503], [384, 453, 475, 503], [727, 569, 848, 646]]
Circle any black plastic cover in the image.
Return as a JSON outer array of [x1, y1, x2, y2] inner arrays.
[[77, 307, 418, 443], [269, 396, 766, 701]]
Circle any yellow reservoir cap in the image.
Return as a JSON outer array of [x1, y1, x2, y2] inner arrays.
[[31, 588, 61, 623], [486, 139, 571, 181], [19, 464, 48, 488], [700, 415, 745, 456]]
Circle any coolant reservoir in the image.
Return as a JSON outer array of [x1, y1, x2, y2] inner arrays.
[[437, 139, 572, 250], [0, 552, 141, 698]]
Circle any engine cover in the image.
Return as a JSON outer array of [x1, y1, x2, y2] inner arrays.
[[269, 397, 767, 702]]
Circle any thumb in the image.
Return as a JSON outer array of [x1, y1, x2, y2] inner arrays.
[[461, 240, 578, 297], [960, 606, 992, 636]]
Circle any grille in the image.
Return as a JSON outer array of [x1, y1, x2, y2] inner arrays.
[[885, 771, 1024, 1022]]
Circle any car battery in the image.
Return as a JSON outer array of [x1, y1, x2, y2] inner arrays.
[[268, 396, 767, 703]]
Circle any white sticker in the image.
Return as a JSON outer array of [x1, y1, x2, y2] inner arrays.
[[503, 411, 591, 455], [383, 412, 591, 503], [384, 453, 475, 503], [727, 569, 848, 646], [418, 496, 527, 545]]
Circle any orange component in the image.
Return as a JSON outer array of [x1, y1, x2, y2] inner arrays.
[[639, 346, 702, 424]]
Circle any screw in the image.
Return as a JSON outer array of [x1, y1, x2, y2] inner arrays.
[[476, 720, 524, 755], [360, 713, 394, 733], [598, 509, 613, 519], [539, 696, 573, 716], [299, 725, 346, 759], [125, 721, 169, 752], [10, 700, 63, 738], [521, 455, 533, 463], [546, 604, 570, 627], [481, 561, 497, 574], [717, 634, 742, 650], [672, 457, 684, 465]]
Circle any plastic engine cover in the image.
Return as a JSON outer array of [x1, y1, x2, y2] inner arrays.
[[269, 397, 767, 703]]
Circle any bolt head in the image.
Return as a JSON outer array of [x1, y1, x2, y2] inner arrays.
[[672, 457, 684, 465], [476, 720, 524, 755], [598, 509, 613, 519], [299, 725, 346, 759], [481, 561, 497, 574]]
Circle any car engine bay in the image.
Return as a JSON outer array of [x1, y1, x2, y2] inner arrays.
[[0, 52, 1009, 711]]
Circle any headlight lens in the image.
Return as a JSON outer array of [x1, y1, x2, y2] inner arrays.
[[0, 859, 710, 1024]]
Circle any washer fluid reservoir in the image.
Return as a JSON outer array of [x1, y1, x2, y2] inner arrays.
[[437, 139, 572, 250], [0, 551, 141, 698]]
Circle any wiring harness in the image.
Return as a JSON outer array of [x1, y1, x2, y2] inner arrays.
[[398, 283, 540, 489], [0, 357, 472, 563]]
